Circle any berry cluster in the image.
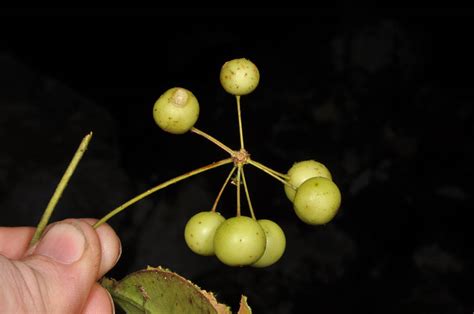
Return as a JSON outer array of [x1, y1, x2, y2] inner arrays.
[[149, 58, 342, 267]]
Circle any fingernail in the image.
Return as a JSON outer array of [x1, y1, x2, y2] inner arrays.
[[115, 242, 122, 266], [35, 222, 86, 264], [107, 290, 116, 314]]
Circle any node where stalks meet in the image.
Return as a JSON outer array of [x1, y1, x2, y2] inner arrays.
[[232, 148, 250, 166]]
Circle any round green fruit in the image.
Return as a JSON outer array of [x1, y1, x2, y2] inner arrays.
[[220, 58, 260, 96], [285, 160, 332, 202], [153, 87, 199, 134], [252, 219, 286, 268], [293, 177, 341, 225], [214, 216, 266, 266], [184, 211, 225, 256]]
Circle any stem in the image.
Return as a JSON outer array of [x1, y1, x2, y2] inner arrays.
[[236, 166, 242, 216], [249, 159, 289, 179], [30, 132, 93, 246], [211, 166, 237, 212], [240, 167, 256, 220], [248, 159, 294, 188], [236, 96, 245, 149], [191, 127, 234, 155], [93, 158, 233, 228]]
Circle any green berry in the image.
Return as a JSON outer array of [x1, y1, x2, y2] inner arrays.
[[285, 160, 332, 202], [214, 216, 266, 266], [220, 58, 260, 96], [153, 87, 199, 134], [184, 211, 225, 256], [293, 177, 341, 225], [251, 219, 286, 268]]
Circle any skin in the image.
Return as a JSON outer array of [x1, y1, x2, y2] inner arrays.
[[0, 218, 121, 313]]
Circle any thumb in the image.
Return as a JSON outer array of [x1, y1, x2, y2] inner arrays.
[[3, 220, 120, 313]]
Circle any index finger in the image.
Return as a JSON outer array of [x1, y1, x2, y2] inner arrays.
[[0, 227, 36, 259]]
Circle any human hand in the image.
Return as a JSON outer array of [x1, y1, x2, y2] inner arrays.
[[0, 219, 121, 313]]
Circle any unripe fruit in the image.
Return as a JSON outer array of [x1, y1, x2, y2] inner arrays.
[[153, 87, 199, 134], [285, 160, 332, 202], [214, 216, 266, 266], [293, 177, 341, 225], [220, 58, 260, 96], [252, 219, 286, 268], [184, 211, 225, 256]]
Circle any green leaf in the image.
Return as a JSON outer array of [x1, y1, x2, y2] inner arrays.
[[101, 266, 245, 314]]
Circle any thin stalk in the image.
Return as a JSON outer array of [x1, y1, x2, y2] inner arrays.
[[30, 132, 93, 246], [236, 96, 245, 149], [191, 127, 234, 155], [211, 166, 237, 212], [240, 167, 256, 220], [93, 158, 233, 228], [249, 159, 289, 179], [235, 166, 242, 216], [248, 159, 294, 188]]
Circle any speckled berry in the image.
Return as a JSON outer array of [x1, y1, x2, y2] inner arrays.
[[293, 177, 341, 225], [220, 58, 260, 96], [214, 216, 266, 266], [252, 219, 286, 268], [285, 160, 333, 202], [153, 87, 199, 134], [184, 211, 225, 256]]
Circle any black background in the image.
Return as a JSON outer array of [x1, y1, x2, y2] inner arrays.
[[0, 8, 472, 313]]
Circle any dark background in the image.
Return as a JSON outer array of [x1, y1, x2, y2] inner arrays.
[[0, 9, 472, 313]]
